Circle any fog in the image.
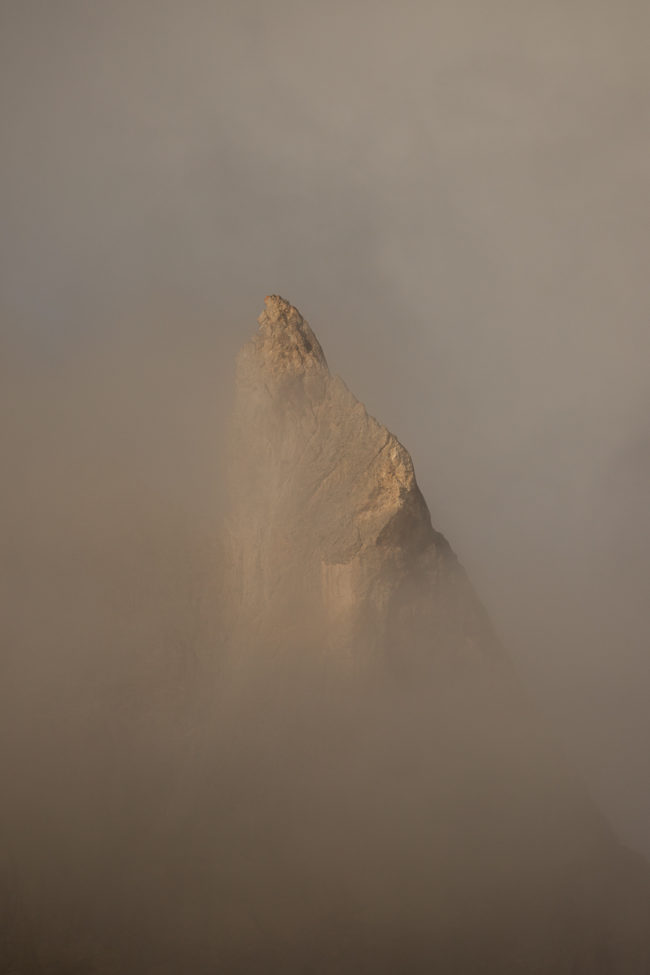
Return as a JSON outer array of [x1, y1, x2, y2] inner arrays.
[[1, 1, 650, 969]]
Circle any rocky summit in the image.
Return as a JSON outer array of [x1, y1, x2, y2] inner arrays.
[[5, 296, 650, 975], [227, 295, 498, 671], [220, 296, 650, 972]]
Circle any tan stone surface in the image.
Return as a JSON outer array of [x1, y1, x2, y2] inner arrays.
[[227, 295, 499, 671]]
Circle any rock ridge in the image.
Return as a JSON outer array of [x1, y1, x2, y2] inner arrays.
[[228, 296, 492, 669]]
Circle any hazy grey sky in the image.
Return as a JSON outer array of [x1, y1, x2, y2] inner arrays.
[[2, 1, 649, 853]]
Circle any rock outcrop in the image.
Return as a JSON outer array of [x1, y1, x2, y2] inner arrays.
[[228, 295, 498, 671], [220, 295, 650, 973], [5, 295, 650, 975]]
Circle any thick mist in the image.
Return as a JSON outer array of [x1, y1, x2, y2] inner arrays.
[[2, 1, 650, 970], [3, 303, 649, 973], [2, 0, 649, 856]]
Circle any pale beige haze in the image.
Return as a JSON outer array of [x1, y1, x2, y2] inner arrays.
[[2, 0, 649, 859], [2, 295, 650, 972], [2, 1, 650, 963]]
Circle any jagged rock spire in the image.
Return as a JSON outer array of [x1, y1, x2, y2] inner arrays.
[[255, 294, 328, 374], [227, 297, 494, 670], [221, 298, 650, 971]]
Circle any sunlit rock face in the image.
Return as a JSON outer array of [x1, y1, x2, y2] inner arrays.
[[227, 295, 498, 670]]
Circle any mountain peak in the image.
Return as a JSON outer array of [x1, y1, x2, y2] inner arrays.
[[228, 297, 492, 667], [249, 294, 329, 379]]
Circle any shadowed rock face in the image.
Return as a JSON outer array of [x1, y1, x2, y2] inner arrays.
[[228, 295, 498, 670]]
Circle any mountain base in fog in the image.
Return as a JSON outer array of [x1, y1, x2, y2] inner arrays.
[[3, 297, 650, 974]]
